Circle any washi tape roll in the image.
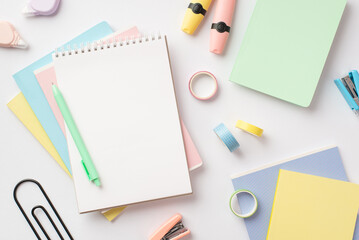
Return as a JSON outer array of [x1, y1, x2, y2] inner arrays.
[[229, 189, 258, 218], [189, 71, 218, 100], [213, 123, 239, 152], [235, 120, 263, 137]]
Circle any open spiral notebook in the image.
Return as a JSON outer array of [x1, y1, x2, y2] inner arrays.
[[53, 35, 192, 213]]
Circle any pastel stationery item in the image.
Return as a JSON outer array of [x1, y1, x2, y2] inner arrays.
[[35, 64, 66, 134], [235, 120, 263, 137], [53, 84, 101, 187], [149, 213, 190, 240], [7, 93, 71, 177], [209, 0, 235, 54], [23, 0, 61, 16], [0, 21, 27, 49], [13, 21, 114, 174], [231, 146, 359, 240], [181, 0, 212, 34], [180, 120, 202, 171], [267, 170, 359, 240], [229, 190, 258, 218], [213, 123, 239, 152], [189, 71, 218, 100], [334, 70, 359, 115], [101, 206, 127, 222], [53, 35, 192, 213], [229, 0, 347, 107]]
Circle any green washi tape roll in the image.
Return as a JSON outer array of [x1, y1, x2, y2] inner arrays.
[[229, 189, 258, 218]]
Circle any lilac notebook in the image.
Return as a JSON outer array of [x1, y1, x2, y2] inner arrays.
[[231, 146, 359, 240]]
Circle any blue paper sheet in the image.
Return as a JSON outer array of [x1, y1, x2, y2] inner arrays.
[[13, 22, 113, 174]]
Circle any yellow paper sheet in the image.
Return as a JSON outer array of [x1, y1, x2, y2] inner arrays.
[[7, 92, 126, 221], [102, 206, 127, 221], [267, 170, 359, 240], [7, 93, 71, 176]]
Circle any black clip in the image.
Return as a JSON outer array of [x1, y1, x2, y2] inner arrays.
[[13, 179, 73, 240], [211, 22, 231, 33], [188, 3, 207, 16]]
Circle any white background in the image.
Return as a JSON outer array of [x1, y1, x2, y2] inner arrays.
[[1, 0, 359, 239]]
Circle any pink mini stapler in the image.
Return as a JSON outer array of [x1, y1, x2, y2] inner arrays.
[[149, 214, 190, 240], [210, 0, 236, 54]]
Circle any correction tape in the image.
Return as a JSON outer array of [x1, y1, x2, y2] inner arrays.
[[23, 0, 61, 16], [0, 21, 27, 49]]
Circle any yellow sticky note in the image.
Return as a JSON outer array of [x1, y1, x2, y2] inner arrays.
[[7, 93, 71, 177], [267, 170, 359, 240]]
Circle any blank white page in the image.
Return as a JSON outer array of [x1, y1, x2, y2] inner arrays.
[[53, 36, 192, 213]]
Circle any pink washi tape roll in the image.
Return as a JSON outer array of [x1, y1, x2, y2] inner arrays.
[[189, 71, 218, 100], [0, 21, 27, 49]]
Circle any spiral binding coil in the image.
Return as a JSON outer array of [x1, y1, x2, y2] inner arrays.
[[54, 34, 162, 58]]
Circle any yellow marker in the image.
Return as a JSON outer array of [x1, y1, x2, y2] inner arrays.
[[235, 120, 263, 137], [181, 0, 212, 35]]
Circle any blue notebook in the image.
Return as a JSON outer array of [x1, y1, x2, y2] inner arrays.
[[231, 146, 359, 240], [13, 22, 113, 173]]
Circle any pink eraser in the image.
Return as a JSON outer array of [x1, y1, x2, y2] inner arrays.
[[210, 0, 236, 54], [23, 0, 61, 16]]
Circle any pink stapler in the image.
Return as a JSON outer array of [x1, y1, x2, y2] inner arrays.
[[149, 214, 190, 240], [210, 0, 236, 54]]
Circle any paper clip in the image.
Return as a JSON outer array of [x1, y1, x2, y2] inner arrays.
[[13, 179, 73, 240], [334, 70, 359, 115], [149, 213, 190, 240]]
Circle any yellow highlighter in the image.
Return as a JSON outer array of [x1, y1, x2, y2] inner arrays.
[[181, 0, 212, 35]]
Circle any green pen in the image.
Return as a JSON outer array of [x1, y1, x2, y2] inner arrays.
[[52, 84, 101, 187]]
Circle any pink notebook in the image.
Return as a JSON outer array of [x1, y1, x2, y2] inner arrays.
[[34, 27, 202, 171]]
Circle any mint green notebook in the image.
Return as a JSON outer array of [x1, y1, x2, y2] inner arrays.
[[230, 0, 347, 107]]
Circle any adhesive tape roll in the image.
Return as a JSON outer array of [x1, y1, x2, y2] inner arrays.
[[229, 189, 258, 218], [213, 123, 239, 152], [235, 120, 263, 137], [189, 71, 218, 100]]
